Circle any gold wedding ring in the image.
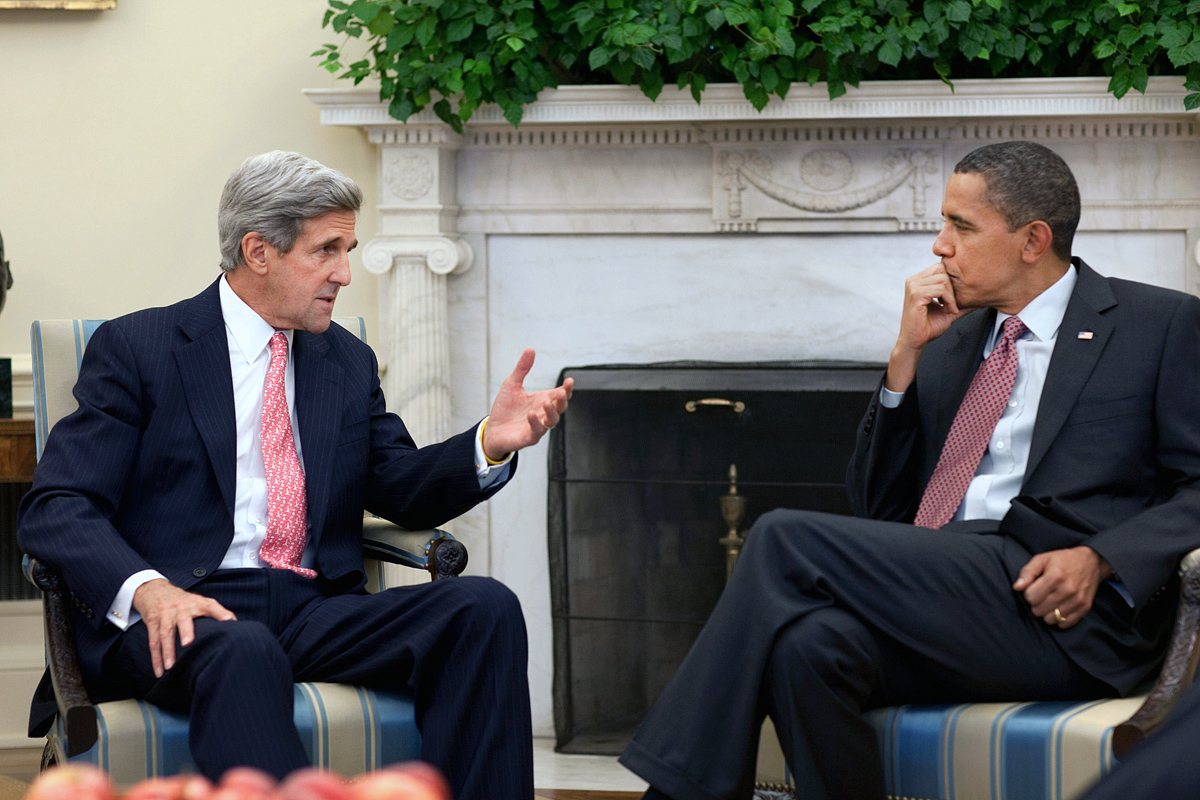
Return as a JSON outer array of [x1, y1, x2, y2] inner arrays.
[[1053, 608, 1067, 624]]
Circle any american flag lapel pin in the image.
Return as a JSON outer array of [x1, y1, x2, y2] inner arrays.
[[1078, 331, 1094, 340]]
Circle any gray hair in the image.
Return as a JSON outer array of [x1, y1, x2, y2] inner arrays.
[[953, 141, 1080, 262], [218, 151, 363, 272]]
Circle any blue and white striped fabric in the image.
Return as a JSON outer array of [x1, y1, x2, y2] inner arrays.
[[65, 683, 421, 789], [867, 697, 1143, 800]]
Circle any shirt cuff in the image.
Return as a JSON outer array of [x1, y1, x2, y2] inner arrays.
[[475, 417, 513, 484], [107, 569, 166, 630], [879, 387, 906, 409]]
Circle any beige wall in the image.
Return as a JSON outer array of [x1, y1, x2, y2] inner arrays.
[[0, 0, 380, 373]]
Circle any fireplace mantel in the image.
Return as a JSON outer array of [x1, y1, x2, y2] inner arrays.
[[308, 76, 1200, 736]]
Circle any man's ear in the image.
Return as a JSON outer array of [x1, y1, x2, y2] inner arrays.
[[241, 232, 270, 276], [1021, 220, 1054, 264]]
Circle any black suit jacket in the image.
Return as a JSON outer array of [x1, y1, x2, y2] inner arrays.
[[847, 259, 1200, 694], [18, 279, 513, 698]]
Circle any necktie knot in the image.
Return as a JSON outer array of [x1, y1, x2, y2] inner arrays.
[[998, 316, 1027, 346]]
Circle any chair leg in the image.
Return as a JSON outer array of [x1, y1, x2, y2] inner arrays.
[[40, 735, 64, 772]]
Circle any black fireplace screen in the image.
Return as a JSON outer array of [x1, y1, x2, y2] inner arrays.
[[547, 361, 884, 754]]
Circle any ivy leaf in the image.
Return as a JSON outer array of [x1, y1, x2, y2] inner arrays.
[[725, 7, 753, 26], [801, 0, 822, 12], [705, 8, 725, 29], [506, 37, 525, 52], [743, 80, 770, 110], [503, 102, 524, 128], [366, 8, 395, 36], [415, 14, 438, 47], [1157, 23, 1191, 50], [946, 1, 972, 23], [761, 63, 780, 92], [447, 16, 474, 43], [878, 39, 902, 66], [639, 68, 665, 100], [1116, 25, 1144, 48], [683, 16, 707, 37], [631, 47, 656, 69], [589, 46, 614, 69], [1130, 64, 1148, 93], [388, 94, 416, 121], [1108, 65, 1133, 98], [1185, 92, 1200, 110], [690, 72, 707, 103], [1093, 40, 1118, 59], [776, 27, 796, 57]]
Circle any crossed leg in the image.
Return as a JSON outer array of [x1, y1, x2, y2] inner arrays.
[[620, 509, 1109, 800]]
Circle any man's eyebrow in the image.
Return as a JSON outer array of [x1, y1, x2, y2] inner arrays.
[[945, 212, 975, 228]]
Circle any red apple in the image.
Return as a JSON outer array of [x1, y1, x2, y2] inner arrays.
[[123, 776, 188, 800], [213, 768, 275, 799], [277, 769, 353, 800], [350, 764, 449, 800], [23, 764, 115, 800]]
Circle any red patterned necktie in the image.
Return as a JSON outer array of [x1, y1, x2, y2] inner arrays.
[[913, 315, 1028, 529], [258, 332, 316, 578]]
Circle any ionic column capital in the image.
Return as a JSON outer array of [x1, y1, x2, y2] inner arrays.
[[362, 235, 474, 277]]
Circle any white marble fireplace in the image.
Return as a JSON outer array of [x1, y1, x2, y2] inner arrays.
[[307, 77, 1200, 736]]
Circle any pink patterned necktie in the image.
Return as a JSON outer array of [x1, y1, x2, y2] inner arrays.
[[913, 315, 1028, 529], [258, 332, 316, 578]]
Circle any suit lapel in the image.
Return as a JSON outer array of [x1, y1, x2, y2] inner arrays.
[[175, 281, 238, 517], [293, 330, 344, 546], [1025, 261, 1117, 482]]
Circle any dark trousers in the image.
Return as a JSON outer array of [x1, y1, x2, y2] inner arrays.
[[1080, 681, 1200, 800], [619, 510, 1110, 800], [103, 569, 533, 800]]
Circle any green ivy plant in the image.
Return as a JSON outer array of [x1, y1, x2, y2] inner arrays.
[[313, 0, 1200, 131]]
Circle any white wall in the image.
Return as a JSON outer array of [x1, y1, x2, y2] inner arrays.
[[0, 0, 379, 372], [0, 0, 378, 750]]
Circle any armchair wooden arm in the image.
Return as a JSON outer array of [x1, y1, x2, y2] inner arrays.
[[24, 556, 97, 758], [1112, 547, 1200, 757], [361, 517, 468, 581]]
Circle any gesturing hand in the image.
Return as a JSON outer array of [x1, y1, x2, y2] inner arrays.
[[886, 263, 968, 393], [132, 579, 237, 677], [482, 348, 574, 462], [1012, 546, 1113, 629]]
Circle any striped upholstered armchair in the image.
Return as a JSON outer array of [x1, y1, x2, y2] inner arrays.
[[25, 318, 466, 787], [753, 557, 1200, 799]]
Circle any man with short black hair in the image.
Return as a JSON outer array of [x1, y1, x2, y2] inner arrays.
[[621, 141, 1200, 800], [19, 151, 573, 800]]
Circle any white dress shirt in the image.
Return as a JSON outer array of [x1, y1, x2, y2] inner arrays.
[[106, 275, 511, 629], [880, 265, 1078, 521]]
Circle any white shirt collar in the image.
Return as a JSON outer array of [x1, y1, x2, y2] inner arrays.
[[994, 264, 1077, 344], [218, 274, 293, 364]]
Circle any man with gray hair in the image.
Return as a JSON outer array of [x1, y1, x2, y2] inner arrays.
[[19, 151, 572, 799], [622, 141, 1200, 800]]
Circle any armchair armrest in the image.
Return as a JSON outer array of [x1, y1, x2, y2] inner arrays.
[[1112, 546, 1200, 757], [361, 517, 468, 581], [22, 555, 97, 758]]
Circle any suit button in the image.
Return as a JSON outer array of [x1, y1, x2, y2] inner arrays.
[[193, 568, 207, 578]]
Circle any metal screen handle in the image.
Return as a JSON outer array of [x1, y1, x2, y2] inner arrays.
[[685, 398, 746, 413]]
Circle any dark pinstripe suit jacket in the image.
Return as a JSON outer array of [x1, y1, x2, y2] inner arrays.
[[18, 279, 512, 688], [847, 259, 1200, 694]]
